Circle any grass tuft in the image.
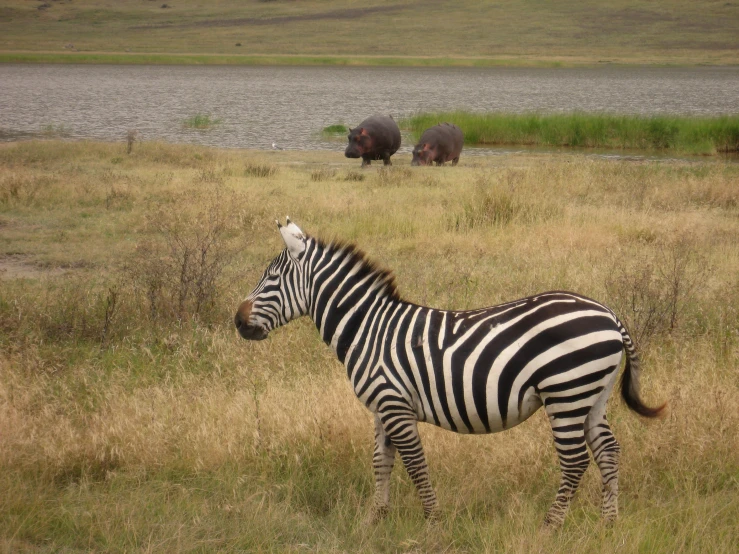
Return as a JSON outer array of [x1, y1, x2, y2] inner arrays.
[[311, 167, 336, 181], [40, 123, 71, 138], [375, 167, 413, 188], [322, 124, 349, 136], [343, 170, 365, 181], [182, 113, 222, 129], [244, 161, 277, 178]]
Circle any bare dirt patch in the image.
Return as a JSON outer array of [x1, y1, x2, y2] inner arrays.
[[0, 255, 67, 280]]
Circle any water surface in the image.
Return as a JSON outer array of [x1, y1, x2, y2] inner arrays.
[[1, 64, 737, 154]]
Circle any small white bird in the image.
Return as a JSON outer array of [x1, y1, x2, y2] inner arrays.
[[272, 142, 283, 150]]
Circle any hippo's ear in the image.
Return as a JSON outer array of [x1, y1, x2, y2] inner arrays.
[[358, 127, 369, 136], [277, 217, 306, 259]]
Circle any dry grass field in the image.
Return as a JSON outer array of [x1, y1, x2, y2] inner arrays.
[[1, 140, 738, 552], [1, 0, 737, 65]]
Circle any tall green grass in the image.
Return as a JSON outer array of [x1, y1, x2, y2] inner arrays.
[[400, 112, 739, 154]]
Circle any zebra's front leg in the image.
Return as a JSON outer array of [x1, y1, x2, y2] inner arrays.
[[365, 414, 396, 523], [381, 414, 440, 520]]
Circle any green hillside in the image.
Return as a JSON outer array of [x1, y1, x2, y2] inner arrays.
[[0, 0, 737, 66]]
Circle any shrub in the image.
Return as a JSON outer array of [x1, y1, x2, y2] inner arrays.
[[605, 235, 708, 347], [124, 188, 246, 323]]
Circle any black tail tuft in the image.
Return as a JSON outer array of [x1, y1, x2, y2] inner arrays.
[[620, 354, 667, 418]]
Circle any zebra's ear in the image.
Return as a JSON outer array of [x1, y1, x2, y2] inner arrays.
[[278, 217, 306, 258]]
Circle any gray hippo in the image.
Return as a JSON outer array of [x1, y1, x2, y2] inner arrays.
[[411, 123, 464, 166], [345, 115, 401, 167]]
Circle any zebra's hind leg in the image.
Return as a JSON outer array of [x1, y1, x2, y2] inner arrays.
[[584, 369, 622, 524], [380, 414, 440, 520], [543, 410, 591, 528], [365, 414, 397, 523], [585, 418, 621, 523], [582, 362, 622, 524]]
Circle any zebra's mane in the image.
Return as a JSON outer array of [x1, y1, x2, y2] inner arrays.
[[311, 236, 401, 302]]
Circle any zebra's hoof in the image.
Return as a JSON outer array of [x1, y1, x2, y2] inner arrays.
[[602, 515, 617, 528], [540, 518, 563, 533], [424, 508, 442, 524], [539, 524, 556, 535], [363, 505, 389, 525]]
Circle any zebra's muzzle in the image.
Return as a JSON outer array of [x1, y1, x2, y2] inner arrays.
[[237, 324, 269, 341], [234, 300, 269, 341]]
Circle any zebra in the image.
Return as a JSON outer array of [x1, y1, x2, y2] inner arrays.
[[234, 219, 665, 527]]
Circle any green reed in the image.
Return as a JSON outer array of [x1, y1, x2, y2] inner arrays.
[[400, 112, 739, 154]]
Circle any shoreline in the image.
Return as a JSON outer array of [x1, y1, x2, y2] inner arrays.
[[1, 138, 736, 165], [1, 52, 736, 68]]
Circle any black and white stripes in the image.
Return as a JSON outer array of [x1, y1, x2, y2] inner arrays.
[[235, 220, 665, 527]]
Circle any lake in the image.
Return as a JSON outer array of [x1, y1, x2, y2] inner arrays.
[[1, 64, 737, 154]]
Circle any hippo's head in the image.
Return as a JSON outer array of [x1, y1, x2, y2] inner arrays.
[[344, 127, 373, 159], [411, 143, 436, 166]]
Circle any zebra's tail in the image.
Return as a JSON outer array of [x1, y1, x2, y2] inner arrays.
[[617, 319, 667, 418]]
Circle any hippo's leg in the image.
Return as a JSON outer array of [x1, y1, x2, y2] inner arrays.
[[362, 157, 371, 168], [382, 154, 392, 166], [451, 157, 459, 166]]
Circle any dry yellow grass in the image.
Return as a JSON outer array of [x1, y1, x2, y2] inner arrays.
[[1, 140, 738, 552]]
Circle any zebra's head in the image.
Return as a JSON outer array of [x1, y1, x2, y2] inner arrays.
[[235, 218, 309, 341]]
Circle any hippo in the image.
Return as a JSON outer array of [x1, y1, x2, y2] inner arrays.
[[344, 115, 401, 167], [411, 123, 464, 166]]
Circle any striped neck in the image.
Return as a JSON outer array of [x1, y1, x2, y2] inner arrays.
[[304, 238, 401, 363]]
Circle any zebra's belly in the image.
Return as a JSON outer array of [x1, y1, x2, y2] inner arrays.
[[417, 386, 543, 434]]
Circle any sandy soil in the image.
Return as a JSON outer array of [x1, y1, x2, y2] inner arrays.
[[0, 255, 67, 280]]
